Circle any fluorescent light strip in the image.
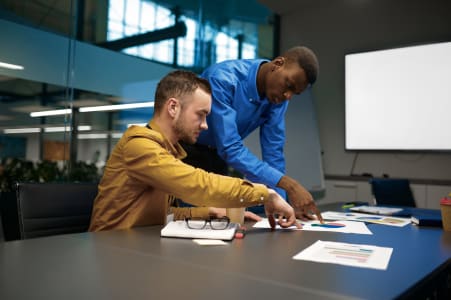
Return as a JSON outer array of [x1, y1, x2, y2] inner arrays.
[[3, 128, 41, 134], [112, 132, 123, 139], [3, 125, 91, 134], [43, 125, 91, 133], [77, 132, 124, 139], [30, 102, 154, 117], [127, 123, 147, 127], [79, 102, 154, 112], [0, 61, 24, 70], [78, 133, 108, 139], [30, 109, 72, 117], [77, 125, 92, 131]]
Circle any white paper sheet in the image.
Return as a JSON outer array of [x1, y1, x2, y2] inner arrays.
[[321, 211, 411, 227], [293, 240, 393, 270], [192, 239, 228, 246], [349, 205, 402, 215], [253, 218, 372, 235]]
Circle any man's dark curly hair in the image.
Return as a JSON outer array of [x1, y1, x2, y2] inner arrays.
[[283, 46, 319, 85]]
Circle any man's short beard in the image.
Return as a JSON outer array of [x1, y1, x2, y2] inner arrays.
[[174, 117, 195, 144]]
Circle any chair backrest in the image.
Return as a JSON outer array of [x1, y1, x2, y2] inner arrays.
[[16, 182, 98, 239], [369, 178, 416, 207]]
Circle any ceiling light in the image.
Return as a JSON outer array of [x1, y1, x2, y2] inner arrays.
[[30, 102, 154, 117], [30, 109, 72, 117], [77, 125, 92, 131], [3, 128, 41, 134], [79, 102, 154, 112], [78, 133, 108, 139], [112, 132, 123, 139], [43, 125, 91, 133], [127, 123, 146, 127], [0, 61, 24, 70], [3, 125, 92, 134], [77, 132, 123, 139]]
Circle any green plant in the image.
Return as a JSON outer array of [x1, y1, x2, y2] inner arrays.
[[0, 158, 38, 192], [35, 160, 64, 183], [0, 158, 100, 192], [63, 161, 100, 182]]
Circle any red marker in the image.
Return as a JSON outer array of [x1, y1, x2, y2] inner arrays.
[[235, 226, 246, 239]]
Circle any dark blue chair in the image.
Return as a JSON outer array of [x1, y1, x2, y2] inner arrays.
[[369, 178, 416, 207]]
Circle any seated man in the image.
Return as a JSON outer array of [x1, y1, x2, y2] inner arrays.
[[89, 70, 299, 232]]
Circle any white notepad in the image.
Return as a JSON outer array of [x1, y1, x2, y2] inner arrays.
[[160, 221, 238, 241], [349, 205, 403, 215]]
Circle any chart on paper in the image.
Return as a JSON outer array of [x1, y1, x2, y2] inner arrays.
[[293, 240, 393, 270], [321, 243, 373, 264], [321, 211, 411, 227]]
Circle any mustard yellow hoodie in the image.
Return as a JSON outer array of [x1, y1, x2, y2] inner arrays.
[[89, 119, 268, 232]]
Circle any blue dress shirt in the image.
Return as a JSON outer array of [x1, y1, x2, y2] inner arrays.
[[197, 59, 288, 197]]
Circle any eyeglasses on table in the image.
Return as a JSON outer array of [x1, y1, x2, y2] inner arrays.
[[185, 216, 230, 230]]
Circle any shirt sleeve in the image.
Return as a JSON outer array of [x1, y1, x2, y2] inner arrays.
[[207, 76, 286, 196], [259, 103, 288, 197], [123, 136, 269, 208], [170, 207, 211, 220]]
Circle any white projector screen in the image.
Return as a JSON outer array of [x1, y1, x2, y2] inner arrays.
[[345, 41, 451, 151]]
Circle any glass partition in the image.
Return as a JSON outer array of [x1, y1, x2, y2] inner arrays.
[[0, 0, 275, 190]]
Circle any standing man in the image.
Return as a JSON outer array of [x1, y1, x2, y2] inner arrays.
[[181, 46, 323, 221], [89, 70, 299, 232]]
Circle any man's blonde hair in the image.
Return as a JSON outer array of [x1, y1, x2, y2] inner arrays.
[[153, 70, 211, 114]]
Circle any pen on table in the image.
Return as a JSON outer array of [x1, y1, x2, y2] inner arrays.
[[342, 204, 355, 209]]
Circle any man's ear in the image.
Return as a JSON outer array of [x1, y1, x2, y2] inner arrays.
[[274, 56, 285, 67], [167, 98, 178, 117], [271, 57, 285, 72]]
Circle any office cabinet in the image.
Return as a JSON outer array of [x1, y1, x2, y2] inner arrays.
[[320, 179, 373, 205], [320, 177, 451, 209]]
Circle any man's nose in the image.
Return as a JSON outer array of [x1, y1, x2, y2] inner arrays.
[[200, 119, 208, 130]]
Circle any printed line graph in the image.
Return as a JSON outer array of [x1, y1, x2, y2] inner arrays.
[[293, 240, 393, 270], [323, 245, 374, 263]]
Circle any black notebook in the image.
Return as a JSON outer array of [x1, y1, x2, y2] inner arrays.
[[410, 209, 442, 227]]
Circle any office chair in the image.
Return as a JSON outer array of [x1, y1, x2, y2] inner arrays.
[[369, 178, 416, 207], [15, 182, 98, 239]]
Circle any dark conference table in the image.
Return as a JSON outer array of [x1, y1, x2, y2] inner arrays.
[[1, 205, 450, 300]]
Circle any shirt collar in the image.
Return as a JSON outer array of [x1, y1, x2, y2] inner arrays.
[[246, 59, 269, 104]]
